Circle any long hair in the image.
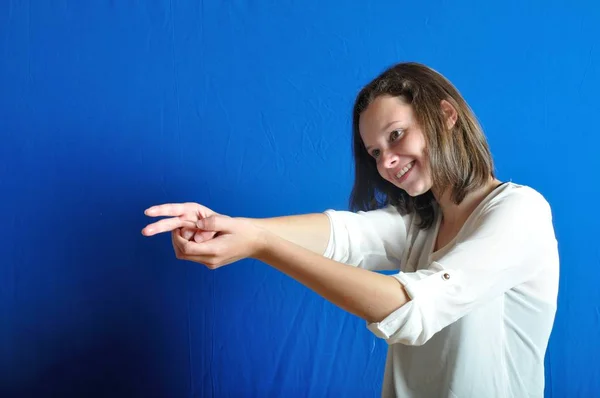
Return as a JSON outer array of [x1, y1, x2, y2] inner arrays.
[[350, 62, 495, 229]]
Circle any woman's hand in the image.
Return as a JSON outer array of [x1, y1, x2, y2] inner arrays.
[[142, 202, 268, 268], [142, 202, 218, 243], [170, 215, 267, 268]]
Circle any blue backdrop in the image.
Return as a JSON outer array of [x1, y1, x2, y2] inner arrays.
[[1, 1, 598, 397]]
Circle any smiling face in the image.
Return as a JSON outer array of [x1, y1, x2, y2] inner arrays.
[[359, 95, 433, 197], [349, 63, 496, 229]]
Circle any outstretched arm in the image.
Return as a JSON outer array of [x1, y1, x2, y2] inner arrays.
[[142, 202, 331, 255], [255, 225, 410, 323], [166, 214, 409, 324], [143, 202, 409, 272], [238, 213, 331, 255]]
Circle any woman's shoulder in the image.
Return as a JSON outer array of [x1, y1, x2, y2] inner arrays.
[[475, 182, 554, 230], [489, 182, 552, 211]]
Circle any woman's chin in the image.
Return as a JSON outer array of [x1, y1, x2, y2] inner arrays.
[[399, 181, 431, 197], [385, 173, 432, 197]]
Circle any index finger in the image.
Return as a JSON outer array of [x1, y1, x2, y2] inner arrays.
[[144, 203, 190, 217], [142, 217, 197, 236]]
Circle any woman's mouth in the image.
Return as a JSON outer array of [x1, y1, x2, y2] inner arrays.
[[395, 161, 415, 182]]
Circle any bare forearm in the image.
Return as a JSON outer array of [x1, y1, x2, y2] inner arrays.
[[254, 229, 409, 323], [239, 213, 330, 255]]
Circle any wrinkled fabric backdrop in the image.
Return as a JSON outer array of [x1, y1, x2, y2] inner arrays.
[[1, 1, 598, 397]]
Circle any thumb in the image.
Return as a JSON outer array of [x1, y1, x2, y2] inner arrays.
[[197, 215, 231, 232]]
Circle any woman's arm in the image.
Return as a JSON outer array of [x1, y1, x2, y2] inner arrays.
[[142, 203, 331, 255], [238, 213, 331, 255], [254, 229, 410, 323], [143, 202, 410, 273], [168, 214, 409, 323]]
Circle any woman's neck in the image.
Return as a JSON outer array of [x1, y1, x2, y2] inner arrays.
[[433, 177, 502, 226]]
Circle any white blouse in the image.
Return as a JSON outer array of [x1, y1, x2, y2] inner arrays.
[[323, 182, 559, 397]]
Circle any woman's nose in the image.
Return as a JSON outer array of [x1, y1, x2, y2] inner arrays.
[[382, 151, 399, 169]]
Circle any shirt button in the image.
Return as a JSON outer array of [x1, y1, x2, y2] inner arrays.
[[442, 273, 450, 280]]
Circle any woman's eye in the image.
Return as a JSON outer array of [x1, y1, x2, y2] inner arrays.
[[371, 149, 380, 158], [390, 129, 403, 141]]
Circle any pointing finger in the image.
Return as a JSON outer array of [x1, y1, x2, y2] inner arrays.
[[142, 217, 197, 236], [144, 203, 195, 217]]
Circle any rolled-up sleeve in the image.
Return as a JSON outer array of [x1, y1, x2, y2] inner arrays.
[[367, 188, 558, 346], [322, 205, 411, 271]]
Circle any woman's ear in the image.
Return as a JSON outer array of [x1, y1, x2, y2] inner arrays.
[[440, 99, 458, 130]]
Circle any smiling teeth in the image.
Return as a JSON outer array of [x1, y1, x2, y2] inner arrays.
[[396, 162, 414, 179]]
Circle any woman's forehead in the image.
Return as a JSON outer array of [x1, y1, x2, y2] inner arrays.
[[359, 96, 414, 137]]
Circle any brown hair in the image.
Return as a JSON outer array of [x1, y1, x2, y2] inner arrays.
[[349, 62, 495, 229]]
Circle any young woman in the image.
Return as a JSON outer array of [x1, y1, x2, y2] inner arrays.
[[142, 62, 559, 397]]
